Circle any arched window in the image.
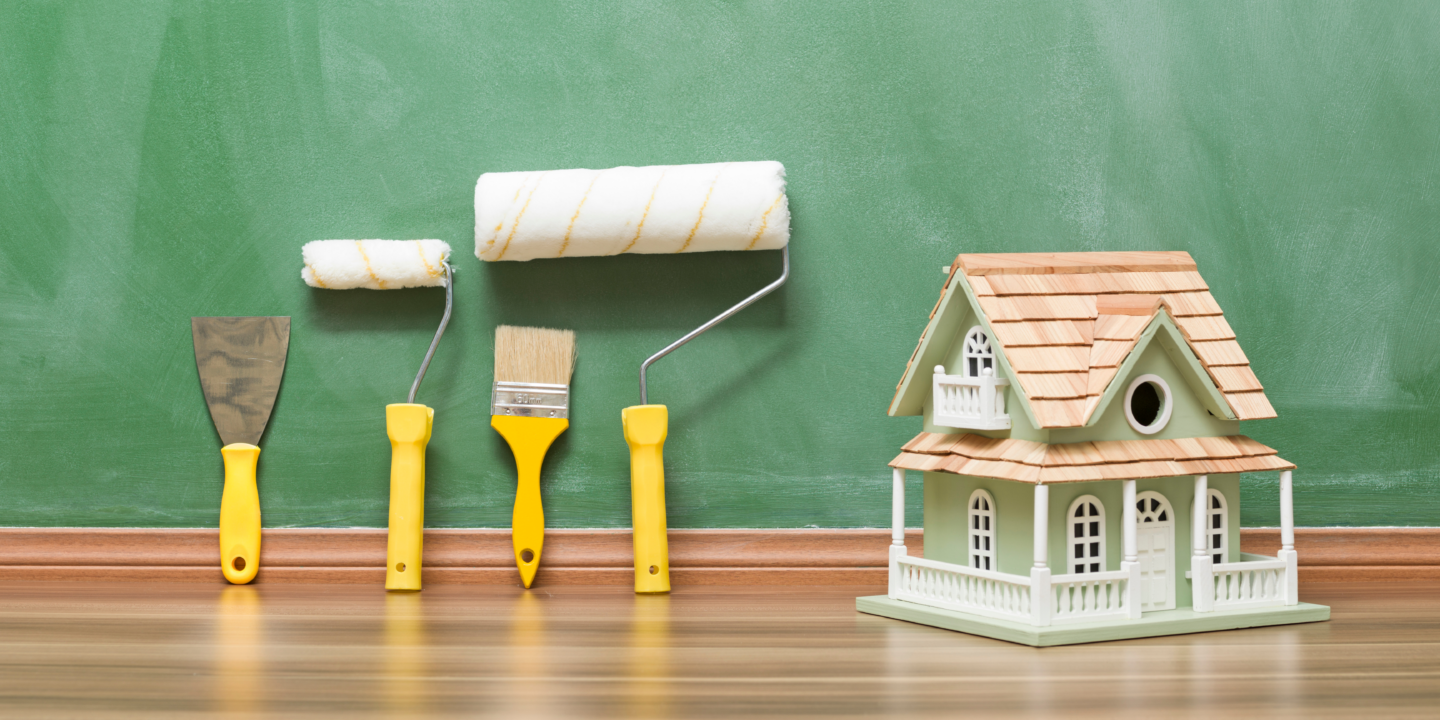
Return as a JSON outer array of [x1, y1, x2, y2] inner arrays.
[[1207, 489, 1228, 565], [962, 327, 996, 378], [1067, 495, 1106, 574], [968, 489, 996, 571]]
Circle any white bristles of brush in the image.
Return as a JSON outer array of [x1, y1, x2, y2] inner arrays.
[[494, 325, 576, 386]]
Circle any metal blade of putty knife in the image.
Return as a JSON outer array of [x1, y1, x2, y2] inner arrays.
[[192, 317, 291, 446]]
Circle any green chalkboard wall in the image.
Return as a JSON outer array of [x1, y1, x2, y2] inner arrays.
[[3, 2, 1437, 528]]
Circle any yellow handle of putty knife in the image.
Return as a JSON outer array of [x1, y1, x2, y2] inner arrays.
[[623, 405, 670, 594], [492, 414, 568, 589], [386, 403, 433, 592], [219, 444, 262, 584]]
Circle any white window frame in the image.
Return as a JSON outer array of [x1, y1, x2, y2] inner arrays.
[[1207, 488, 1228, 565], [962, 326, 996, 379], [1067, 495, 1106, 574], [1124, 374, 1173, 435], [968, 488, 997, 571]]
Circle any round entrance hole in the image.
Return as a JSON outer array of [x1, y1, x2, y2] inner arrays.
[[1130, 381, 1162, 426], [1124, 374, 1172, 435], [232, 557, 246, 572], [520, 549, 535, 563]]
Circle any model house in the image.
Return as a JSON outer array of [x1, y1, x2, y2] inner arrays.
[[857, 251, 1329, 646]]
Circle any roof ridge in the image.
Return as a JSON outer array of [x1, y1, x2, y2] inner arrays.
[[957, 251, 1197, 276]]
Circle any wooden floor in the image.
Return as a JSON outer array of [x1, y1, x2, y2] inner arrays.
[[0, 582, 1436, 718]]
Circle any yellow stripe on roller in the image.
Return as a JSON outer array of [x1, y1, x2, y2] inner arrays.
[[495, 173, 547, 261], [305, 263, 329, 288], [483, 181, 530, 252], [677, 164, 729, 253], [745, 194, 786, 251], [557, 171, 602, 257], [620, 169, 668, 254], [415, 242, 441, 279], [354, 241, 386, 289]]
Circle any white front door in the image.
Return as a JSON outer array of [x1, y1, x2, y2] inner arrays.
[[1134, 491, 1176, 612]]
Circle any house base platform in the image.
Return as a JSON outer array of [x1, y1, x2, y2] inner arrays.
[[856, 596, 1330, 647]]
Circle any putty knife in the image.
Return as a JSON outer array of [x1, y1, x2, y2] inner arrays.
[[192, 316, 290, 584]]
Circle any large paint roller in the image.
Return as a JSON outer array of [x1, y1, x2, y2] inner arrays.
[[476, 161, 791, 593], [302, 239, 453, 591]]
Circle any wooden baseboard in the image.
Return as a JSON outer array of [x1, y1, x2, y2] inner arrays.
[[1240, 528, 1440, 582], [0, 527, 1434, 585]]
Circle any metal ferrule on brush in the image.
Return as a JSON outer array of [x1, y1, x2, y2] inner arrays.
[[491, 381, 569, 419]]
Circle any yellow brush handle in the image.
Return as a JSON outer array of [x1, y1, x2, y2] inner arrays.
[[623, 405, 670, 594], [219, 444, 262, 584], [386, 403, 433, 592], [491, 415, 569, 589]]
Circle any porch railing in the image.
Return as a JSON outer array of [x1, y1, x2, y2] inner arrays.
[[1049, 568, 1135, 624], [892, 554, 1032, 622], [1209, 554, 1293, 610], [932, 366, 1010, 430]]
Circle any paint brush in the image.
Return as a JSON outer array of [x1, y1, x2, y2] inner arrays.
[[491, 325, 575, 588]]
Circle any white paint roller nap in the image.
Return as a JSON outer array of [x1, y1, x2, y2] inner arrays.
[[475, 161, 789, 261], [301, 240, 452, 289]]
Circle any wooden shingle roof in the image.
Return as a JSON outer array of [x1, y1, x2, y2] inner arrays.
[[897, 251, 1276, 427], [891, 432, 1294, 483]]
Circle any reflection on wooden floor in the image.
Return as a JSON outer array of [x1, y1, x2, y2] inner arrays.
[[0, 582, 1435, 718]]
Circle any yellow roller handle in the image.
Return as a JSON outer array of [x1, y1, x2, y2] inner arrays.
[[386, 403, 433, 592], [491, 415, 568, 588], [623, 405, 670, 594], [219, 444, 262, 584]]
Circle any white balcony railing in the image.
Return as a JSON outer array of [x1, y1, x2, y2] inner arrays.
[[933, 366, 1010, 430], [892, 554, 1032, 622]]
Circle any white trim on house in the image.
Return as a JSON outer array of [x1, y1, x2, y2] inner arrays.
[[1067, 495, 1107, 575]]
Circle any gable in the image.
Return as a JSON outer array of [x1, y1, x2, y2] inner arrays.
[[1052, 324, 1240, 443], [888, 271, 1045, 432], [1084, 311, 1237, 427], [889, 267, 966, 417]]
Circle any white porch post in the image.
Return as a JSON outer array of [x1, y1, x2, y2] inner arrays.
[[1030, 483, 1052, 627], [1121, 479, 1141, 618], [888, 467, 907, 599], [1191, 474, 1214, 612], [1280, 469, 1295, 552], [1278, 469, 1299, 605]]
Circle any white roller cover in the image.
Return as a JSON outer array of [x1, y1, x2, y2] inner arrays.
[[475, 161, 789, 262], [301, 239, 451, 290]]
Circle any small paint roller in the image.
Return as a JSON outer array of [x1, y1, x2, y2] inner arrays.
[[302, 239, 453, 591], [475, 161, 791, 593]]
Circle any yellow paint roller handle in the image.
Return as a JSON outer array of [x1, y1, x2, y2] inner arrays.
[[219, 444, 262, 584], [623, 405, 670, 594], [386, 403, 433, 592], [491, 415, 568, 588]]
